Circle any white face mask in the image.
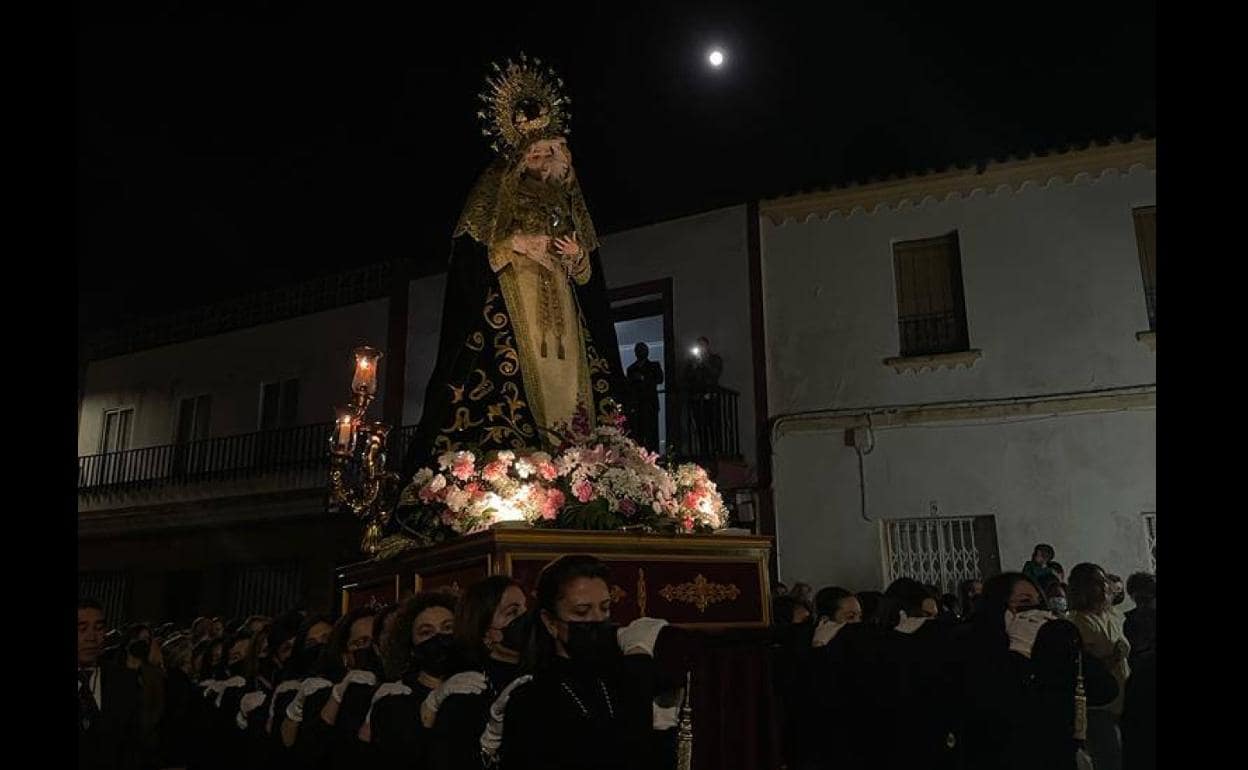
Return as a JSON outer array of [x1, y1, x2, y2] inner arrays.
[[1005, 609, 1055, 658], [1049, 597, 1068, 614]]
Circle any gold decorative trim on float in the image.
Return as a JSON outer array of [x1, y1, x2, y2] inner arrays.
[[501, 548, 771, 629], [658, 573, 742, 613], [637, 568, 648, 617], [340, 574, 401, 615]]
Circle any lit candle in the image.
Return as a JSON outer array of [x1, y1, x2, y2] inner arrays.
[[332, 408, 357, 456], [351, 346, 382, 396]]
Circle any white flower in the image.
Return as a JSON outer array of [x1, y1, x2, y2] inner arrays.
[[445, 487, 471, 512], [436, 452, 457, 471], [413, 467, 434, 486], [513, 458, 534, 479]]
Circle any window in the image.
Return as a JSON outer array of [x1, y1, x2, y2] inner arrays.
[[1133, 206, 1156, 331], [99, 408, 134, 453], [1143, 512, 1156, 573], [892, 231, 971, 357], [881, 515, 1000, 594], [175, 395, 212, 444], [259, 379, 300, 431]]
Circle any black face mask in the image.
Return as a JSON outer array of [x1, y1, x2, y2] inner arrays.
[[128, 640, 150, 661], [351, 646, 382, 675], [563, 620, 620, 666], [500, 612, 532, 653], [228, 660, 248, 678], [297, 642, 325, 675], [413, 633, 456, 677]]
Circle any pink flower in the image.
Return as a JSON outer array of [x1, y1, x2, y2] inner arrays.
[[451, 452, 476, 481], [619, 498, 637, 515], [464, 481, 486, 501], [481, 461, 507, 483], [682, 516, 694, 533], [541, 489, 565, 520], [419, 473, 448, 502], [573, 479, 594, 503], [682, 490, 704, 510], [537, 461, 559, 482]]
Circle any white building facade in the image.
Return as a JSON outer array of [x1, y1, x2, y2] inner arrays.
[[760, 139, 1157, 593]]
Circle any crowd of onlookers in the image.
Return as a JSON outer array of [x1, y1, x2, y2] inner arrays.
[[769, 544, 1155, 770], [77, 545, 1155, 770]]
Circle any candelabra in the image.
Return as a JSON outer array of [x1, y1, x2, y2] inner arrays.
[[329, 345, 400, 555]]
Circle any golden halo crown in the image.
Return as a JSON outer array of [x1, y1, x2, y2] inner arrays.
[[477, 53, 571, 156]]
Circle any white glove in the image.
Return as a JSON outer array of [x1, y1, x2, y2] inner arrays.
[[422, 671, 489, 718], [236, 690, 266, 730], [617, 617, 669, 656], [811, 618, 845, 648], [266, 680, 302, 734], [359, 681, 413, 742], [286, 677, 333, 723], [479, 675, 533, 762], [214, 676, 247, 707], [332, 669, 378, 703], [421, 672, 489, 727], [652, 700, 680, 730]]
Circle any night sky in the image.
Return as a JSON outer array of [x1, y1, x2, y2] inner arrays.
[[77, 2, 1155, 335]]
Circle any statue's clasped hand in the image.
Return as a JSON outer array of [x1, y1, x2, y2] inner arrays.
[[554, 232, 588, 277]]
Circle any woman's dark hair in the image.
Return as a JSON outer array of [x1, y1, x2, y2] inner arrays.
[[884, 577, 930, 617], [195, 637, 225, 680], [772, 595, 802, 626], [286, 614, 333, 679], [372, 603, 399, 650], [815, 586, 855, 619], [243, 624, 270, 682], [970, 571, 1047, 649], [532, 555, 613, 668], [957, 579, 981, 618], [455, 575, 525, 668], [1067, 563, 1109, 613], [191, 638, 215, 680], [939, 593, 959, 616], [316, 607, 377, 679], [857, 591, 886, 625], [1032, 544, 1055, 560], [381, 592, 458, 680], [1126, 572, 1156, 603]]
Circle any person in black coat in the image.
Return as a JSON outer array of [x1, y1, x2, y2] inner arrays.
[[365, 591, 460, 770], [497, 555, 659, 770], [877, 578, 958, 770], [157, 633, 197, 770], [286, 607, 379, 770], [268, 615, 333, 770], [1123, 573, 1156, 671], [427, 576, 529, 770], [79, 599, 143, 770]]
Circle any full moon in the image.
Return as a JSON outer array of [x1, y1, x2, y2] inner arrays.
[[708, 49, 725, 67]]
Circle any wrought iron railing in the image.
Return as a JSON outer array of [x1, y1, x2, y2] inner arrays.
[[668, 386, 742, 463], [78, 422, 422, 494], [898, 310, 968, 358]]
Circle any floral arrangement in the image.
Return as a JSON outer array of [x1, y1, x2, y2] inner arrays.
[[397, 407, 727, 538]]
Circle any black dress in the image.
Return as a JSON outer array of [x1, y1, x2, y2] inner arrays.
[[369, 675, 437, 770], [398, 232, 626, 491], [158, 668, 195, 770], [499, 655, 658, 770], [876, 619, 958, 770], [429, 657, 522, 770]]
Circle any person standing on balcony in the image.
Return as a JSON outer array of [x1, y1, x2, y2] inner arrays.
[[683, 336, 723, 457], [625, 343, 664, 453]]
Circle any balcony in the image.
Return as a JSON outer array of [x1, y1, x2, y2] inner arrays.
[[77, 423, 424, 534], [666, 385, 742, 463]]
